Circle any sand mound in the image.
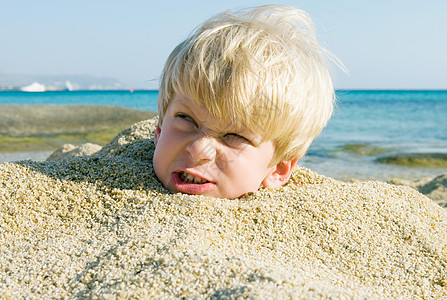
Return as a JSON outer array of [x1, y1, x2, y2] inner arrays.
[[417, 174, 447, 206], [390, 175, 447, 208], [1, 117, 447, 298], [46, 143, 102, 161]]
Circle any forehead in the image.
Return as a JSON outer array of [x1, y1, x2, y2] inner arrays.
[[171, 95, 210, 121]]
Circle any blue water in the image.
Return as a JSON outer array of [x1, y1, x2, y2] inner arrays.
[[1, 90, 446, 179], [309, 90, 447, 179], [314, 90, 447, 152], [0, 90, 159, 112]]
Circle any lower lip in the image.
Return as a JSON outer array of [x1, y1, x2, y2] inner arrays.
[[171, 172, 216, 195]]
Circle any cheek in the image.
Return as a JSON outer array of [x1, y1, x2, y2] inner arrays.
[[221, 151, 266, 182], [153, 130, 175, 172], [153, 128, 190, 166], [237, 149, 274, 181], [152, 142, 166, 177]]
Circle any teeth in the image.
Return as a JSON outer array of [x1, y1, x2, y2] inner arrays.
[[193, 176, 204, 184], [180, 171, 207, 184], [186, 174, 195, 182]]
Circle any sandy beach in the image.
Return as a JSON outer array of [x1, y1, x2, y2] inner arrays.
[[0, 105, 156, 153], [1, 115, 447, 298]]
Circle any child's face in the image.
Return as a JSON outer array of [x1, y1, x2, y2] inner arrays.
[[153, 94, 280, 199]]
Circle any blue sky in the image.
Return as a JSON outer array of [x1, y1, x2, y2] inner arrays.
[[1, 0, 446, 89]]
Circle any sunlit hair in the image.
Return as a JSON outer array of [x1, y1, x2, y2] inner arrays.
[[158, 5, 340, 165]]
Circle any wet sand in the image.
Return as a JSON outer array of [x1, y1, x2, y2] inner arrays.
[[0, 104, 156, 153], [0, 104, 155, 136], [1, 118, 446, 298]]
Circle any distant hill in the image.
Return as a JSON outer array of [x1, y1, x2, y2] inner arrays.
[[0, 72, 130, 91]]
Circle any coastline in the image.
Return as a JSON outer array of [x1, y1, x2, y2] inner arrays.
[[0, 150, 54, 163], [0, 104, 156, 153], [0, 104, 156, 136]]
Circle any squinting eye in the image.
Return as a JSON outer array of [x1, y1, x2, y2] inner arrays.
[[175, 113, 197, 127], [223, 133, 250, 147]]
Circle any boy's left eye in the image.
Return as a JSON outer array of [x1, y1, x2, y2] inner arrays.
[[175, 113, 198, 127], [222, 133, 251, 147]]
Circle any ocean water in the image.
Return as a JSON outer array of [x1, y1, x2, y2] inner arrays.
[[0, 90, 160, 112], [305, 90, 447, 179], [1, 90, 446, 180]]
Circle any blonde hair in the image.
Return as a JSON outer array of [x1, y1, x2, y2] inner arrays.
[[158, 5, 339, 165]]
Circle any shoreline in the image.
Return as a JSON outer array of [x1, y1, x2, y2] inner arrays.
[[299, 154, 447, 182], [0, 150, 54, 163], [0, 104, 156, 152], [0, 104, 156, 137]]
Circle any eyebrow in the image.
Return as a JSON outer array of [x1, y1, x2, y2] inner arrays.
[[171, 98, 262, 143]]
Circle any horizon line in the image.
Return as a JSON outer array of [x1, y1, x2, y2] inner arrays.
[[1, 88, 446, 92]]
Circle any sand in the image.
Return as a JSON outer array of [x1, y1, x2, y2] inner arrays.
[[1, 117, 447, 299], [390, 175, 447, 208], [0, 104, 156, 153], [0, 105, 155, 137]]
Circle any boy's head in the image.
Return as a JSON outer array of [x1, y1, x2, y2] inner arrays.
[[153, 5, 337, 198]]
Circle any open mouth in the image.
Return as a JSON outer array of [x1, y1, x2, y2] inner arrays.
[[172, 171, 216, 195], [178, 171, 209, 184]]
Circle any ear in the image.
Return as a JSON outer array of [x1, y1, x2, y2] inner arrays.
[[262, 157, 299, 189], [154, 123, 161, 146]]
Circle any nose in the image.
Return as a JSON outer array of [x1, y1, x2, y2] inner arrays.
[[186, 135, 217, 163]]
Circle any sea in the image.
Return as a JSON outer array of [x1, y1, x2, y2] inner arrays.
[[1, 90, 446, 180]]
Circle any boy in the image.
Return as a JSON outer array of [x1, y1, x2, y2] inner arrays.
[[153, 5, 337, 199]]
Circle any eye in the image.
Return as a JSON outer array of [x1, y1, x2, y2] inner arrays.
[[222, 133, 251, 147], [175, 113, 198, 128]]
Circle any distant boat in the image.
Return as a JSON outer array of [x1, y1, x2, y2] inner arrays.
[[21, 82, 46, 92], [66, 80, 74, 91]]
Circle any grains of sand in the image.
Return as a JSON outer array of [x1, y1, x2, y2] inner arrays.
[[1, 117, 446, 299]]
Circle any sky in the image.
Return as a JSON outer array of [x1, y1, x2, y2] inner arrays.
[[0, 0, 446, 90]]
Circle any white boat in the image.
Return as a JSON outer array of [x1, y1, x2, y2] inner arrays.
[[21, 82, 46, 92], [66, 80, 74, 91]]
